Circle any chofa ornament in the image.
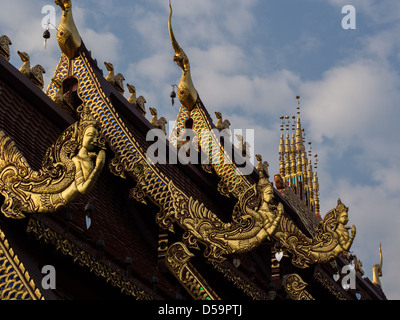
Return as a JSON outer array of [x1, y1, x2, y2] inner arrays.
[[0, 104, 106, 219]]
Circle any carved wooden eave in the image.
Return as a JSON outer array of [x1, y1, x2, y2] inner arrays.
[[313, 264, 352, 300], [26, 217, 153, 300], [165, 242, 220, 300], [283, 273, 314, 300]]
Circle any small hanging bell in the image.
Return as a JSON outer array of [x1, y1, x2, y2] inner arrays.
[[43, 29, 51, 49], [170, 84, 177, 106]]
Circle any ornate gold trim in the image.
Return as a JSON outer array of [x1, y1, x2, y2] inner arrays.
[[170, 104, 252, 200], [165, 242, 220, 300], [283, 274, 314, 300], [26, 218, 153, 300], [0, 227, 44, 300]]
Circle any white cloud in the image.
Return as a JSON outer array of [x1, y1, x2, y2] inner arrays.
[[300, 59, 400, 148], [80, 29, 121, 67], [164, 0, 258, 46]]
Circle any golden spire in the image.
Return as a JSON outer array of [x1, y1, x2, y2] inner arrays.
[[279, 116, 286, 178], [276, 96, 320, 216], [168, 0, 198, 111], [307, 142, 314, 208], [291, 116, 297, 188], [285, 116, 292, 185], [295, 96, 306, 156], [313, 154, 320, 216], [55, 0, 82, 59]]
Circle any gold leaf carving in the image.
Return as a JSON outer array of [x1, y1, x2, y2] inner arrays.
[[275, 198, 356, 268], [0, 105, 106, 218]]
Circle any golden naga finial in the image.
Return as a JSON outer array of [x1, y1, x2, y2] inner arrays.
[[256, 154, 269, 181], [168, 0, 198, 111], [215, 112, 231, 132], [0, 35, 12, 61], [55, 0, 82, 59], [372, 243, 383, 287], [150, 107, 167, 135], [127, 84, 146, 117], [104, 62, 125, 94], [17, 51, 46, 90]]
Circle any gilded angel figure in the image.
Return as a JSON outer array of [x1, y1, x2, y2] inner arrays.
[[0, 105, 106, 218], [276, 198, 356, 268]]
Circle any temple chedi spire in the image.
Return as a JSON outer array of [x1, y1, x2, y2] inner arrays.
[[277, 96, 320, 216]]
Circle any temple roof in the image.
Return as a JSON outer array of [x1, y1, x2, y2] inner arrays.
[[0, 0, 388, 301]]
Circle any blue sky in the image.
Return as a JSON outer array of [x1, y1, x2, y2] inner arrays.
[[1, 0, 400, 299]]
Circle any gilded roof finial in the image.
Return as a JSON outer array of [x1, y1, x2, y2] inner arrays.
[[17, 51, 46, 90], [215, 112, 231, 135], [255, 154, 269, 181], [55, 0, 82, 59], [104, 62, 125, 95], [372, 243, 383, 287], [168, 0, 198, 111], [127, 84, 146, 117], [0, 35, 12, 61], [150, 107, 167, 135]]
